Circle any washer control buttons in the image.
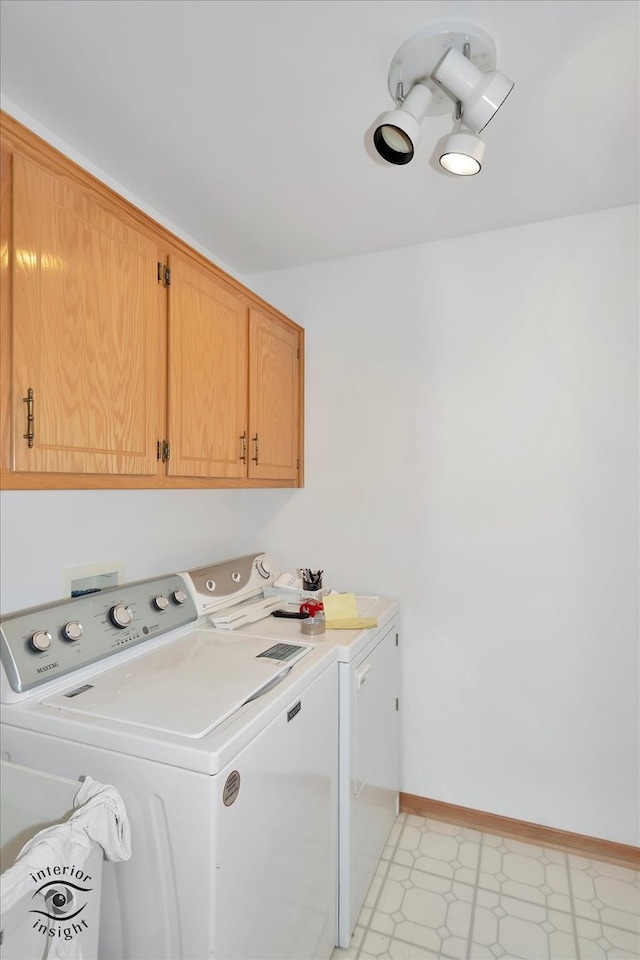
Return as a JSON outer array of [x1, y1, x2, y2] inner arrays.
[[255, 559, 271, 579], [62, 620, 83, 642], [154, 594, 169, 611], [205, 579, 216, 593], [173, 589, 187, 605], [232, 572, 241, 583], [109, 603, 134, 629], [31, 630, 52, 652]]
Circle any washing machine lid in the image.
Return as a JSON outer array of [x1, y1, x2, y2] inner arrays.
[[41, 631, 311, 739]]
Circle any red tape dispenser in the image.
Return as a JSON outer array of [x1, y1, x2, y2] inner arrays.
[[299, 600, 323, 617]]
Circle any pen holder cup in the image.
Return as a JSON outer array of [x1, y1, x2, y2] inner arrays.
[[303, 576, 323, 592]]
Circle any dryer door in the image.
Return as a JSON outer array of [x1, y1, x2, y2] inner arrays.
[[354, 624, 399, 797], [343, 621, 400, 948]]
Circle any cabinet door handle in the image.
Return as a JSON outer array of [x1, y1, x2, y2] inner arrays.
[[252, 433, 259, 465], [240, 431, 247, 464], [23, 388, 35, 448]]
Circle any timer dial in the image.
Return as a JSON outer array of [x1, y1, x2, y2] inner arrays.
[[256, 558, 271, 579], [173, 589, 187, 605], [154, 595, 169, 611], [63, 620, 83, 642], [109, 603, 133, 629], [31, 630, 52, 652]]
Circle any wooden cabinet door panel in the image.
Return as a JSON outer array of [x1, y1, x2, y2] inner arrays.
[[248, 309, 300, 481], [11, 153, 161, 474], [167, 255, 248, 478]]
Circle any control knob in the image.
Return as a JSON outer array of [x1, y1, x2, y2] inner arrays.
[[172, 589, 187, 605], [62, 620, 83, 642], [255, 558, 271, 579], [154, 594, 169, 611], [109, 603, 134, 629], [31, 630, 52, 652]]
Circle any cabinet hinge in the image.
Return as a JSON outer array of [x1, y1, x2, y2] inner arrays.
[[157, 262, 171, 287], [158, 440, 170, 462], [296, 458, 299, 470], [395, 698, 399, 711], [157, 440, 162, 460], [297, 347, 300, 360]]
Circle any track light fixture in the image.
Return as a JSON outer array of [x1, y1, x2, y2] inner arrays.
[[370, 22, 514, 176]]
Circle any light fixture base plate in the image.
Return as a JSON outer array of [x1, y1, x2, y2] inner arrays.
[[387, 22, 497, 116]]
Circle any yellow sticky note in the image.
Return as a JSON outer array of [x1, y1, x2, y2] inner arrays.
[[322, 593, 358, 621]]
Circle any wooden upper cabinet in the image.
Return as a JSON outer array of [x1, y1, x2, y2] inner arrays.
[[248, 308, 301, 482], [1, 112, 304, 489], [166, 254, 249, 478], [11, 152, 162, 475]]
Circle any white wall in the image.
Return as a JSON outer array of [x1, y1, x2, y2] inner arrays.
[[245, 206, 640, 846], [0, 488, 296, 611]]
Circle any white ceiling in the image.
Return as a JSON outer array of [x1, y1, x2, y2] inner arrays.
[[1, 0, 638, 275]]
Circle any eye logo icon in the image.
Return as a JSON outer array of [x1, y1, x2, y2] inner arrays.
[[28, 864, 94, 943], [31, 879, 92, 922]]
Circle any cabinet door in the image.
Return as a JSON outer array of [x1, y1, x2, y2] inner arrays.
[[11, 153, 161, 475], [167, 255, 248, 478], [248, 308, 301, 482]]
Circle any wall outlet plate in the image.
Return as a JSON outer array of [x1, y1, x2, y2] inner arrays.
[[62, 559, 125, 598]]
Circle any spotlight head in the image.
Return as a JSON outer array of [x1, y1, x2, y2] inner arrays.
[[372, 82, 432, 165], [438, 128, 485, 176], [433, 46, 513, 134], [373, 110, 421, 165]]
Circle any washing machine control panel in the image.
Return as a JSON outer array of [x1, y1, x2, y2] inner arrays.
[[0, 574, 198, 695]]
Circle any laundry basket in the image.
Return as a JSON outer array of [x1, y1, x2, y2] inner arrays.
[[0, 761, 103, 960]]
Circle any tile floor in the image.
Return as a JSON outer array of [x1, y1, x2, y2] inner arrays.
[[332, 814, 640, 960]]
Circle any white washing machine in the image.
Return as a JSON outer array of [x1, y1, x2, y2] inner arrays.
[[0, 555, 339, 960], [181, 562, 400, 950]]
